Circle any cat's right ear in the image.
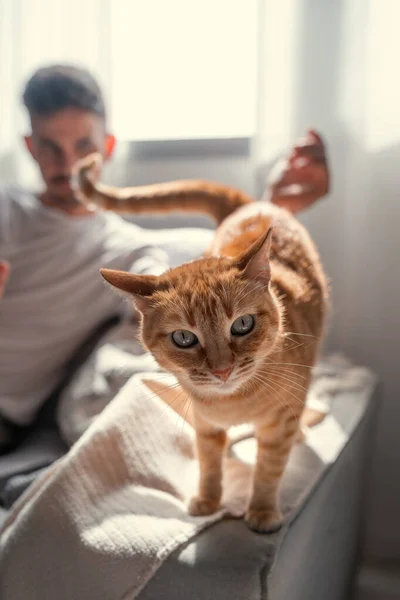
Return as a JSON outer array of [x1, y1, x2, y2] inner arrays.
[[235, 227, 272, 286], [100, 268, 158, 313]]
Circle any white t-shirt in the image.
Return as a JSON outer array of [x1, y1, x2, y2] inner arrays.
[[0, 187, 169, 425]]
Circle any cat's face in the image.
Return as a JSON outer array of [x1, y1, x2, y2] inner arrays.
[[140, 266, 282, 397], [101, 228, 282, 399]]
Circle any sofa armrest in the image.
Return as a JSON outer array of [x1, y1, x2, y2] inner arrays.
[[137, 382, 377, 600]]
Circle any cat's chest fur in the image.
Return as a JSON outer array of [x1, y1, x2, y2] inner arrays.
[[194, 388, 272, 429]]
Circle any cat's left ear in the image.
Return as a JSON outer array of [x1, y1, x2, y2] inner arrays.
[[100, 268, 158, 313], [236, 227, 272, 285]]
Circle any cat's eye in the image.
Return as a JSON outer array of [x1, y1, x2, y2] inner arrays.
[[231, 314, 255, 336], [171, 330, 198, 348]]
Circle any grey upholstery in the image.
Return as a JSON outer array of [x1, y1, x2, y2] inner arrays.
[[0, 429, 66, 508]]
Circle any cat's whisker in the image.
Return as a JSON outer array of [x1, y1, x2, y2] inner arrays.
[[169, 389, 189, 431], [253, 357, 311, 380], [164, 388, 193, 432], [133, 380, 183, 410], [138, 379, 180, 399], [250, 373, 301, 429], [283, 336, 318, 352], [257, 375, 309, 398], [257, 367, 310, 392], [253, 368, 305, 394], [143, 383, 182, 404], [260, 360, 331, 374], [283, 331, 318, 339], [254, 347, 314, 361], [180, 395, 193, 435], [264, 361, 329, 370], [140, 371, 176, 381], [257, 372, 309, 400], [252, 373, 307, 408], [147, 385, 191, 428], [134, 379, 181, 400], [281, 338, 305, 352], [261, 364, 308, 377], [131, 389, 185, 428], [250, 372, 305, 413]]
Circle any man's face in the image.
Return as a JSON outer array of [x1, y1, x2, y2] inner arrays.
[[25, 108, 115, 208]]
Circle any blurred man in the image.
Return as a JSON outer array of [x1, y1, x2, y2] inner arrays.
[[0, 65, 329, 440]]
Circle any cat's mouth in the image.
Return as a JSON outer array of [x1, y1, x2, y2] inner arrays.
[[213, 379, 242, 394], [189, 373, 246, 396], [185, 362, 259, 396]]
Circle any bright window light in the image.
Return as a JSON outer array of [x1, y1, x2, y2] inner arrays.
[[110, 0, 258, 141]]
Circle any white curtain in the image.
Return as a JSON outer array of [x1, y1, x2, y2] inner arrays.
[[0, 0, 112, 187], [255, 0, 400, 563]]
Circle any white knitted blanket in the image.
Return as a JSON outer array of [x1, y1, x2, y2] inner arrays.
[[0, 359, 375, 600]]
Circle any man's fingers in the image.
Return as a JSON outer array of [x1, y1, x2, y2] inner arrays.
[[297, 129, 325, 146], [307, 129, 324, 145], [286, 164, 329, 187], [290, 143, 326, 164], [275, 163, 327, 185], [290, 128, 327, 162], [269, 129, 329, 212]]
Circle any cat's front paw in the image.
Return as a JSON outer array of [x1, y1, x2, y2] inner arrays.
[[188, 496, 220, 516], [245, 507, 283, 533]]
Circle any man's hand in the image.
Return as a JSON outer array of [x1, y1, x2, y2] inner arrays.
[[267, 129, 330, 214], [0, 261, 10, 301]]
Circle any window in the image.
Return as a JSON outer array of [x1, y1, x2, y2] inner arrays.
[[110, 0, 258, 141]]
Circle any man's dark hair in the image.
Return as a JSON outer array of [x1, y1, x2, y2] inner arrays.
[[23, 64, 106, 120]]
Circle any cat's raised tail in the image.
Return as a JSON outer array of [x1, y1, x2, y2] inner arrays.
[[73, 153, 253, 225]]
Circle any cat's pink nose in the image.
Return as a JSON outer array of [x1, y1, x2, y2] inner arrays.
[[212, 366, 233, 382]]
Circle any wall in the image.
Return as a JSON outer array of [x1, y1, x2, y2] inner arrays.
[[291, 0, 400, 564]]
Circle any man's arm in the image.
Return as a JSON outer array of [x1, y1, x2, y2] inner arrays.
[[128, 245, 170, 278], [266, 129, 330, 214]]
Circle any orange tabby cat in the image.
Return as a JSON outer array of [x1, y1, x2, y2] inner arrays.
[[75, 155, 328, 532]]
